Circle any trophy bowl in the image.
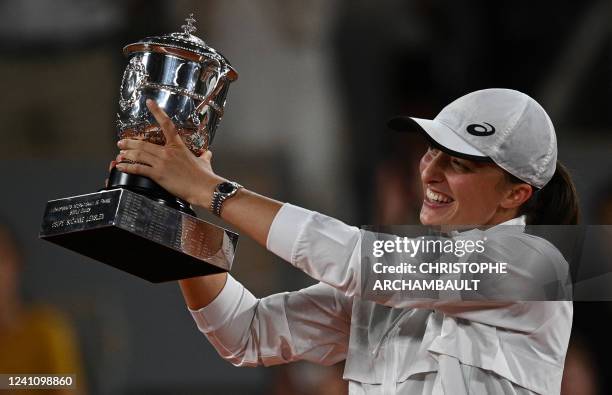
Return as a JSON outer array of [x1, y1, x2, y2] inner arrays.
[[117, 14, 237, 155], [109, 15, 238, 213]]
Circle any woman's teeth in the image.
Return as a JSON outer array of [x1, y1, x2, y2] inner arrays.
[[426, 188, 454, 204]]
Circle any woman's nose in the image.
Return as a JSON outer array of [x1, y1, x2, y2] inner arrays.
[[420, 151, 445, 184]]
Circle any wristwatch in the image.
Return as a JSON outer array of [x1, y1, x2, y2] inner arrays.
[[210, 181, 243, 216]]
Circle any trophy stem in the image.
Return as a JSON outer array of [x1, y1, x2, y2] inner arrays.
[[106, 167, 196, 216]]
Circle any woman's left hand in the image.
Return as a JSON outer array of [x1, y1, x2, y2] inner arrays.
[[116, 99, 226, 207]]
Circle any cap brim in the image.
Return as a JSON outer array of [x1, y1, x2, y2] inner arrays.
[[388, 116, 491, 162]]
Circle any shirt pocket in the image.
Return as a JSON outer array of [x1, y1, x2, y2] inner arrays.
[[427, 316, 558, 395], [343, 309, 439, 387]]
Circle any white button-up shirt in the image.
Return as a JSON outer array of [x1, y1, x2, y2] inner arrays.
[[190, 204, 572, 394]]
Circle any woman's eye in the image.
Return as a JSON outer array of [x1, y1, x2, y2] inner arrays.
[[451, 159, 469, 171]]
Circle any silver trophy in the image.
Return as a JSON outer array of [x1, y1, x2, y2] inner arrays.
[[110, 14, 238, 212], [39, 16, 240, 282], [116, 14, 237, 156]]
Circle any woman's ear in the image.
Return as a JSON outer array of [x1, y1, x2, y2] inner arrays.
[[500, 183, 533, 209]]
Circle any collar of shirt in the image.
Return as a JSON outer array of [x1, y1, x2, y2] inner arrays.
[[497, 215, 526, 226], [449, 215, 527, 237]]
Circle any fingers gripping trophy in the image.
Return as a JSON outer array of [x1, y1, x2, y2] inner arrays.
[[39, 15, 240, 282]]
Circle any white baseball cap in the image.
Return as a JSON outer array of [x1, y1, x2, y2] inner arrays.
[[388, 88, 557, 188]]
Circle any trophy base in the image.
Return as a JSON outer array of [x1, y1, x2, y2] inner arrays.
[[107, 167, 195, 216], [39, 188, 238, 283]]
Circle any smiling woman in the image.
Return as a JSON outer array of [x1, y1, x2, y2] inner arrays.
[[115, 89, 577, 395], [418, 147, 534, 226]]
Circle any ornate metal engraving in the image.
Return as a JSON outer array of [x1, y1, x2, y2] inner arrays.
[[181, 13, 197, 36], [119, 57, 148, 112]]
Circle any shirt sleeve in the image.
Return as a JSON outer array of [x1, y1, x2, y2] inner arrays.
[[189, 274, 352, 367], [267, 203, 363, 297]]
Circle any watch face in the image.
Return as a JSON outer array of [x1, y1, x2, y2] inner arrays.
[[217, 182, 236, 194]]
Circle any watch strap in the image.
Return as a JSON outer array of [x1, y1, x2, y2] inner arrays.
[[211, 181, 242, 216]]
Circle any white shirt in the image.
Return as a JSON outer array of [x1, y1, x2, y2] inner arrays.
[[190, 204, 572, 394]]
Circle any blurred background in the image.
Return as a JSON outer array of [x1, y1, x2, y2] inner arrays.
[[0, 0, 610, 394]]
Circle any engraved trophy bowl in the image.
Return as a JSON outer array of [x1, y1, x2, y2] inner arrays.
[[39, 15, 240, 283], [108, 14, 238, 214]]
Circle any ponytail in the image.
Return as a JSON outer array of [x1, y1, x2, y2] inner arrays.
[[515, 161, 581, 225]]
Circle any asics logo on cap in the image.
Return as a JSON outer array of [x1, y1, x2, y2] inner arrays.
[[466, 122, 495, 136]]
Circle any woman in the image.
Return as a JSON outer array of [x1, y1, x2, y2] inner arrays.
[[115, 88, 577, 394]]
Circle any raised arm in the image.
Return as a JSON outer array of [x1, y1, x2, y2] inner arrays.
[[189, 276, 352, 367]]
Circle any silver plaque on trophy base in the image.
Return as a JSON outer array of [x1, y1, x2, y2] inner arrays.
[[40, 189, 238, 283]]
